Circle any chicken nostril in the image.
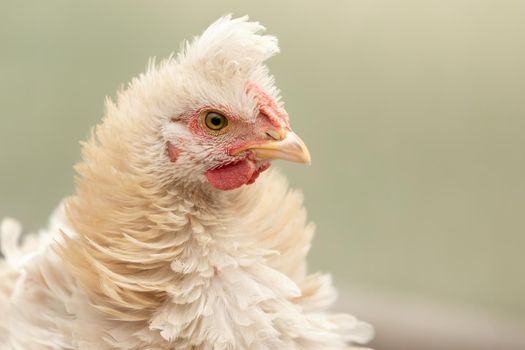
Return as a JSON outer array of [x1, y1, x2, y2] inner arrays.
[[265, 129, 281, 141]]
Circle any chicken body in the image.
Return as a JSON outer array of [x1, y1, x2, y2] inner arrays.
[[0, 16, 372, 350]]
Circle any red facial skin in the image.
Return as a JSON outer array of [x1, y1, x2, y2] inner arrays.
[[167, 142, 180, 163], [246, 83, 289, 129], [171, 84, 289, 191]]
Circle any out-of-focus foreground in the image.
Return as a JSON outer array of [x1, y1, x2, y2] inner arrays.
[[1, 1, 524, 349]]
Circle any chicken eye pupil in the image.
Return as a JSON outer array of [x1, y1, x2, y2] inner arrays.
[[211, 116, 221, 125], [205, 112, 227, 130]]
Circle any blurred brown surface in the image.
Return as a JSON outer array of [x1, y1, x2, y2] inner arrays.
[[340, 288, 525, 350]]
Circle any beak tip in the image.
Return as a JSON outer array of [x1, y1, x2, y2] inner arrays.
[[298, 138, 311, 166], [303, 153, 312, 166]]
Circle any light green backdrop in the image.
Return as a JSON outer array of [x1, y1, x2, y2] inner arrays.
[[1, 0, 524, 322]]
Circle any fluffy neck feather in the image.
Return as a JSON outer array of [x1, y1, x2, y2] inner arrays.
[[61, 145, 227, 319], [58, 126, 310, 325]]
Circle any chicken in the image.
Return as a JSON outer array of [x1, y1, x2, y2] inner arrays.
[[0, 15, 373, 350]]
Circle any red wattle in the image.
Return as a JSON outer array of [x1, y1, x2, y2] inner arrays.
[[205, 160, 257, 191]]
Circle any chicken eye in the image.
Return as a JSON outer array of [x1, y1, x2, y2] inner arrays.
[[205, 112, 228, 130]]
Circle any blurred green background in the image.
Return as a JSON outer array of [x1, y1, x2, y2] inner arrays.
[[1, 0, 524, 339]]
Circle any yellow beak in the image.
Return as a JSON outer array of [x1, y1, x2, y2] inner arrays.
[[235, 131, 311, 165]]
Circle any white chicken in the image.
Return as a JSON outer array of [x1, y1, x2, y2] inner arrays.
[[0, 15, 373, 349]]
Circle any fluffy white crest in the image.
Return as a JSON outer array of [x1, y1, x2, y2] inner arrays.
[[180, 14, 279, 78]]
